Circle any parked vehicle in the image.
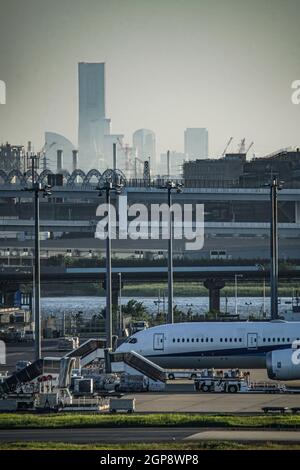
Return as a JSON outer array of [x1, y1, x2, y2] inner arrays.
[[167, 369, 200, 380], [23, 330, 35, 342], [58, 336, 79, 351], [15, 360, 32, 373]]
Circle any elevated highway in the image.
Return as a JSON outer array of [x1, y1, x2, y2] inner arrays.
[[1, 219, 300, 237], [1, 184, 300, 202], [1, 265, 300, 283]]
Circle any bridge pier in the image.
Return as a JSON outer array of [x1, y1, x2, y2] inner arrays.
[[203, 278, 225, 313], [296, 201, 300, 223]]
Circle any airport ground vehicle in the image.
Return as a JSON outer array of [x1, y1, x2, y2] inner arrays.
[[109, 398, 135, 413], [167, 370, 200, 380], [23, 330, 35, 342], [58, 336, 79, 351], [194, 369, 249, 393], [131, 321, 149, 334], [15, 360, 31, 372]]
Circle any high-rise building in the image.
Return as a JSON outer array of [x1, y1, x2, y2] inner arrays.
[[184, 128, 208, 159], [133, 129, 156, 172], [78, 62, 110, 171]]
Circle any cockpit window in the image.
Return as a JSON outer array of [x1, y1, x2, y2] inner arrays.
[[128, 338, 138, 344]]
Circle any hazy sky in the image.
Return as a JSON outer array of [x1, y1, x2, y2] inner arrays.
[[0, 0, 300, 158]]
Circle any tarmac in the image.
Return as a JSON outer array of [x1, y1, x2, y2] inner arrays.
[[1, 342, 300, 415], [0, 428, 300, 444]]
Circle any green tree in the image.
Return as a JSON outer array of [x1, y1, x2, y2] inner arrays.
[[121, 299, 150, 321]]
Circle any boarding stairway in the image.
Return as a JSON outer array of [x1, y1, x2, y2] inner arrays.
[[65, 339, 105, 367], [0, 359, 44, 395], [111, 351, 166, 383], [0, 356, 75, 396]]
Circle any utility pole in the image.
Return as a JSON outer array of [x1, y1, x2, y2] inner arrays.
[[24, 154, 51, 361], [270, 177, 282, 320], [113, 143, 117, 170], [234, 274, 243, 316], [167, 150, 170, 178], [161, 180, 183, 323], [97, 179, 123, 349]]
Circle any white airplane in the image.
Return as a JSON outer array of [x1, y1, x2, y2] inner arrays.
[[116, 320, 300, 380]]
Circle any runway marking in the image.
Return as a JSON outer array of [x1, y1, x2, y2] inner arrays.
[[185, 430, 300, 442]]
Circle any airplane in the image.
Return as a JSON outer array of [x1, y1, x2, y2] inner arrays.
[[116, 320, 300, 380]]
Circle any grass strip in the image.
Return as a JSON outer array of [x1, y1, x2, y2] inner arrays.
[[0, 441, 300, 450], [1, 413, 300, 429]]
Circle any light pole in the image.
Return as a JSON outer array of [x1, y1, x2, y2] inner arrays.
[[161, 180, 183, 324], [234, 274, 243, 316], [269, 177, 283, 320], [118, 272, 122, 337], [97, 179, 123, 349], [24, 154, 51, 361]]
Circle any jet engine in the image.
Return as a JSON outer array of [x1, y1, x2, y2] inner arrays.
[[266, 348, 300, 380]]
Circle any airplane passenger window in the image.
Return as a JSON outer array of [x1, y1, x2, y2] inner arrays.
[[224, 338, 227, 342], [196, 338, 199, 342], [268, 338, 271, 342], [234, 338, 237, 342], [239, 338, 242, 342], [173, 338, 175, 343], [210, 338, 213, 342], [129, 338, 137, 344], [191, 338, 194, 342], [205, 338, 209, 342], [287, 338, 290, 342], [220, 338, 223, 342], [182, 338, 185, 342], [201, 338, 204, 342], [273, 338, 276, 342], [229, 338, 232, 342], [282, 338, 285, 342], [187, 338, 190, 343], [177, 338, 180, 342], [263, 338, 266, 342], [277, 338, 280, 342]]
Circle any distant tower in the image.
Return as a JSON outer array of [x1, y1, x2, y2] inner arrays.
[[133, 129, 156, 170], [184, 128, 208, 159], [78, 62, 110, 171]]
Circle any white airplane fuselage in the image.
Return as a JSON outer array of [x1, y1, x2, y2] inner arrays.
[[116, 321, 300, 369]]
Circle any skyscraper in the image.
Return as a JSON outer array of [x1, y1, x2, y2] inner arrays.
[[184, 128, 208, 159], [132, 129, 156, 173], [78, 62, 110, 171]]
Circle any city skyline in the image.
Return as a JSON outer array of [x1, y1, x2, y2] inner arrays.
[[0, 0, 300, 159]]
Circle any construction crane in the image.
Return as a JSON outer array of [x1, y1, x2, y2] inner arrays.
[[245, 141, 254, 155], [222, 137, 233, 156], [238, 138, 246, 153]]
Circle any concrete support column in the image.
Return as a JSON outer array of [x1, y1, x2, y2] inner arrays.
[[203, 278, 225, 313], [295, 201, 300, 224]]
